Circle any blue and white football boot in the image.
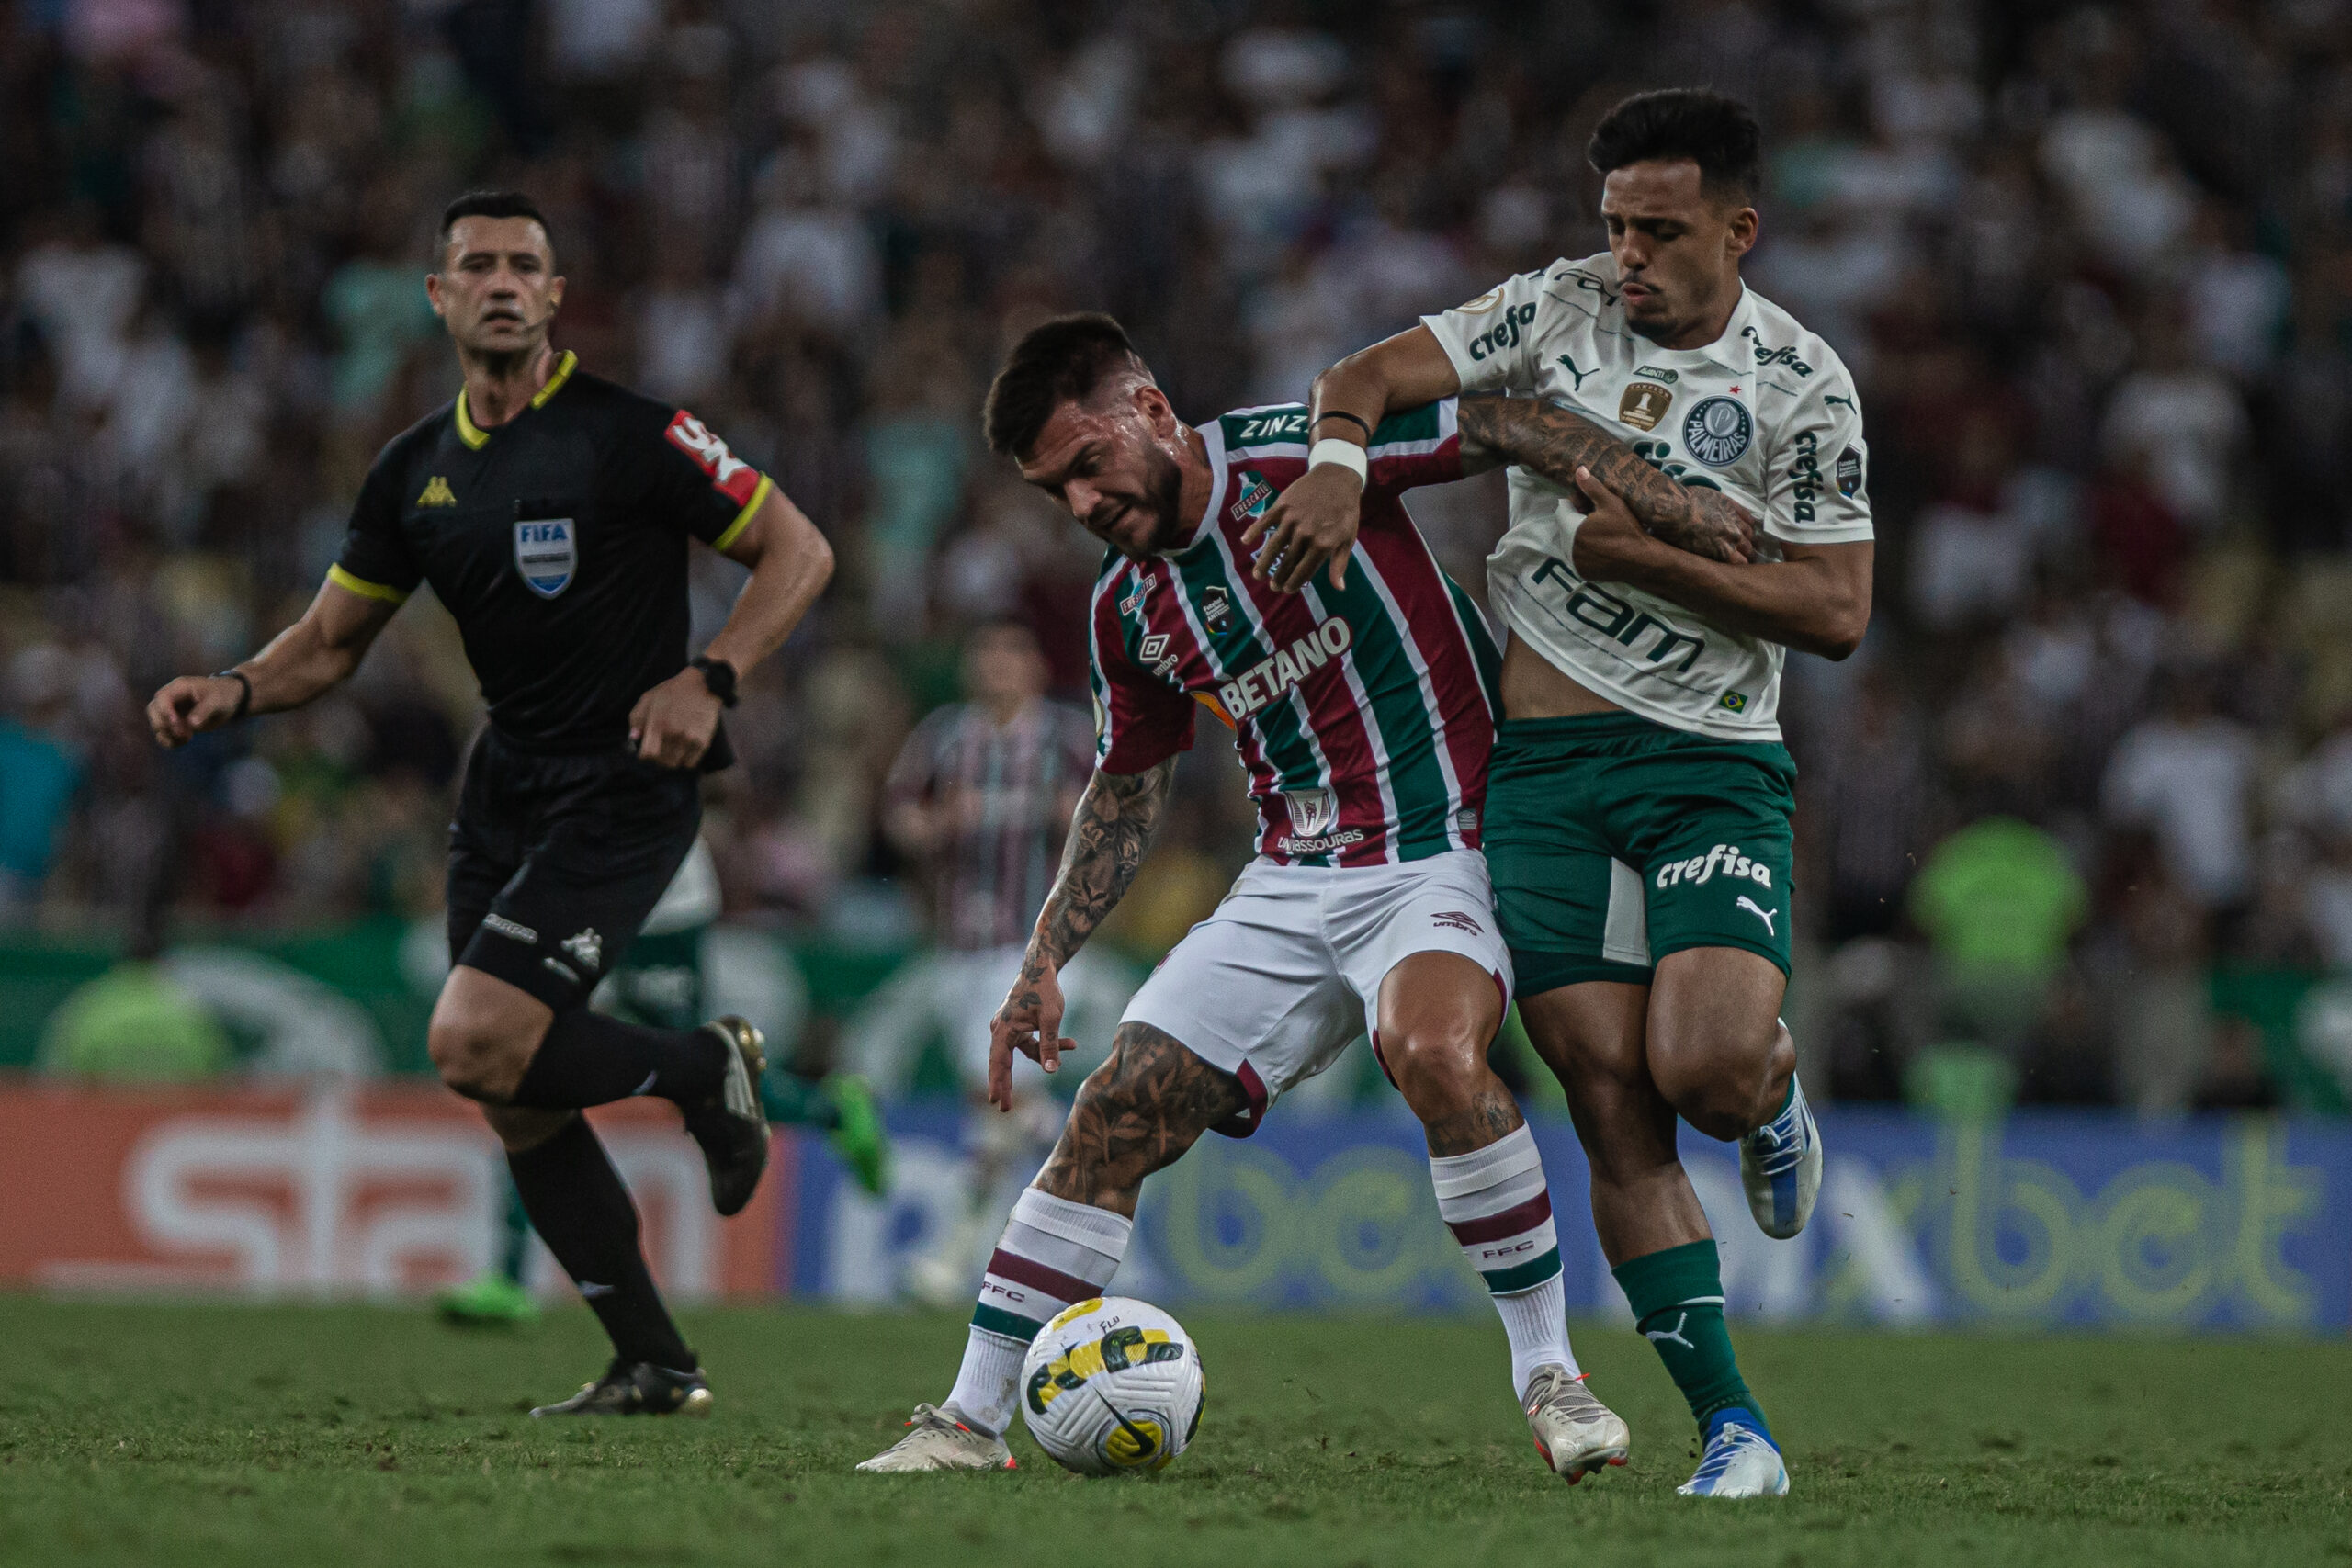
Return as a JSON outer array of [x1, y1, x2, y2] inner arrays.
[[1677, 1408, 1789, 1498], [1739, 1055, 1821, 1240]]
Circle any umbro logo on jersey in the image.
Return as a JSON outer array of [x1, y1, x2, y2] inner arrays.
[[1138, 632, 1180, 680], [1431, 909, 1485, 936], [1656, 843, 1771, 892], [1216, 615, 1352, 719], [417, 476, 457, 507]]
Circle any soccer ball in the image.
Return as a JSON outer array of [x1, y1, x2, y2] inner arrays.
[[1018, 1296, 1204, 1476]]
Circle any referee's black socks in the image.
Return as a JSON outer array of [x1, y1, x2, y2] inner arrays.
[[507, 1114, 696, 1371], [511, 1010, 728, 1111]]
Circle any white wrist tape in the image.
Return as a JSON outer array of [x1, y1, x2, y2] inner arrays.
[[1307, 437, 1369, 486]]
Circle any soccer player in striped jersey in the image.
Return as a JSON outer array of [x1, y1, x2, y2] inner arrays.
[[858, 314, 1743, 1481], [875, 619, 1125, 1306]]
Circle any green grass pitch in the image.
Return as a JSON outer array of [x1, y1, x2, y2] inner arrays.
[[0, 1297, 2346, 1567]]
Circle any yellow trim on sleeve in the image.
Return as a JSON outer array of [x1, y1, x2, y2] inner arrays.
[[327, 564, 411, 604], [711, 472, 773, 552], [530, 350, 579, 407], [453, 390, 488, 449]]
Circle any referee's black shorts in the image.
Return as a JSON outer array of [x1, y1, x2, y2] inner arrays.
[[445, 727, 702, 1013]]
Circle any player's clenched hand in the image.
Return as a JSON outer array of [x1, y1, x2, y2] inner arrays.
[[146, 674, 244, 748], [988, 953, 1072, 1111], [1683, 490, 1758, 564], [629, 669, 723, 769], [1569, 465, 1667, 585], [1245, 461, 1363, 593]]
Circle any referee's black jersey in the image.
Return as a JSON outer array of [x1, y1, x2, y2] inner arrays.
[[333, 351, 770, 764]]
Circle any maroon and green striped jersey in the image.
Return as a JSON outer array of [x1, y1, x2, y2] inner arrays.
[[1088, 400, 1502, 868]]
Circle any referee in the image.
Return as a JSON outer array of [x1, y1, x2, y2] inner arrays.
[[146, 191, 835, 1416]]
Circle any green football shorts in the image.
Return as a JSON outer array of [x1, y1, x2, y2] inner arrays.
[[1482, 712, 1797, 997]]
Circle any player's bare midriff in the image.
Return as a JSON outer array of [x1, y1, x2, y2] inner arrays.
[[1500, 635, 1623, 720]]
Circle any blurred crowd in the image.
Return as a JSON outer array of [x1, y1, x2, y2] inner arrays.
[[6, 0, 2352, 1111]]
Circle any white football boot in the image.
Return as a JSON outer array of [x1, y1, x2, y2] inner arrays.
[[1677, 1415, 1790, 1498], [1521, 1366, 1631, 1483], [1739, 1060, 1821, 1240], [855, 1404, 1016, 1472]]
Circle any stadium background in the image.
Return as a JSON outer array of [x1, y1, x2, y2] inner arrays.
[[2, 0, 2351, 1338]]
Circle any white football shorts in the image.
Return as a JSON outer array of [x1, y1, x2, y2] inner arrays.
[[1118, 849, 1511, 1134]]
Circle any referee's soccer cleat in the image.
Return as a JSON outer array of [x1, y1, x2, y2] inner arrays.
[[530, 1359, 713, 1417], [1677, 1409, 1789, 1497], [855, 1404, 1017, 1472], [684, 1015, 769, 1216], [435, 1270, 538, 1327], [1523, 1365, 1631, 1483], [1739, 1067, 1821, 1240]]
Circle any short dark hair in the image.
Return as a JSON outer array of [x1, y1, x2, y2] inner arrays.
[[983, 312, 1146, 459], [1587, 89, 1762, 205], [439, 190, 551, 251]]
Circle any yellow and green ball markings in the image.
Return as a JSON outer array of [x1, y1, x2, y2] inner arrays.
[[1024, 1321, 1186, 1416]]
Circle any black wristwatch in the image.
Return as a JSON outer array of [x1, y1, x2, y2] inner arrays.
[[689, 655, 739, 707]]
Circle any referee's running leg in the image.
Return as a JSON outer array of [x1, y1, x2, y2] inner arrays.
[[430, 736, 769, 1417], [143, 190, 844, 1415]]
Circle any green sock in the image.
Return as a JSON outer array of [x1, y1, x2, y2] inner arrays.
[[1612, 1239, 1768, 1437]]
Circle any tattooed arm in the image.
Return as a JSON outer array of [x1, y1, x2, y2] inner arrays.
[[1250, 323, 1752, 594], [987, 756, 1179, 1110], [1455, 393, 1755, 564]]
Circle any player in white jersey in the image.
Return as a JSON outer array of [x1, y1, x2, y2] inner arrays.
[[1260, 89, 1875, 1498]]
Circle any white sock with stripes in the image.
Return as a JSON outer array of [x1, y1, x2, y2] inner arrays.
[[1430, 1122, 1576, 1401], [944, 1188, 1131, 1437]]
